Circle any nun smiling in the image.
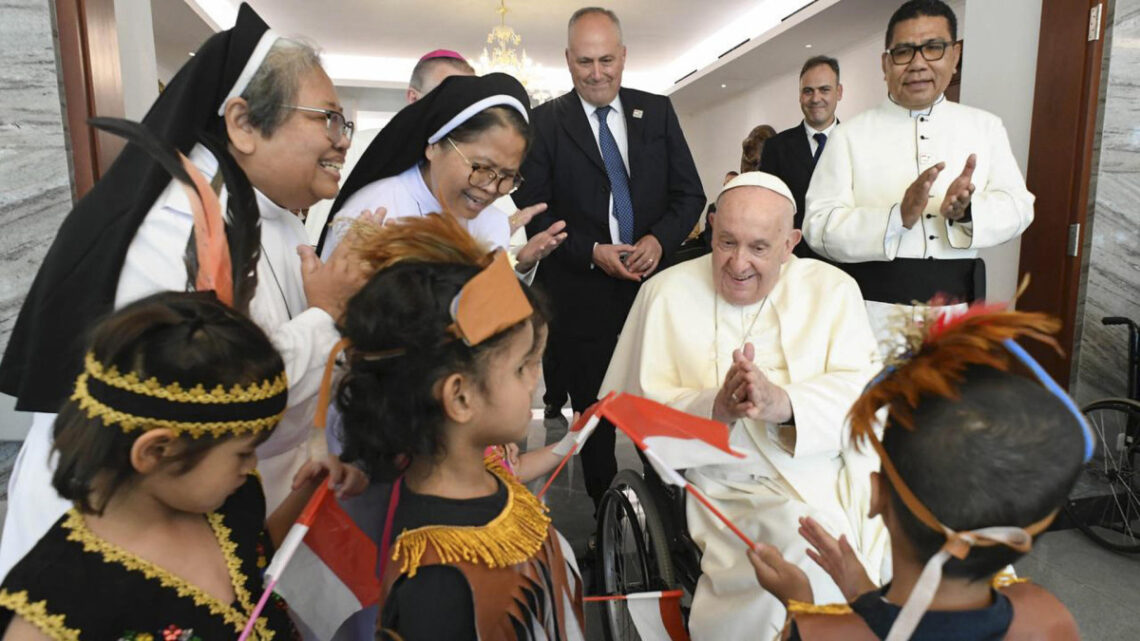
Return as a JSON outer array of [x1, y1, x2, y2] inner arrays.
[[319, 73, 566, 277]]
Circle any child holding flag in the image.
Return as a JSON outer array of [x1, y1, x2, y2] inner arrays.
[[335, 214, 587, 639], [0, 293, 366, 640]]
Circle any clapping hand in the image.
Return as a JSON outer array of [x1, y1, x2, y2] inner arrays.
[[516, 220, 567, 272], [748, 543, 813, 607], [940, 154, 976, 220], [900, 164, 945, 228], [799, 516, 876, 602]]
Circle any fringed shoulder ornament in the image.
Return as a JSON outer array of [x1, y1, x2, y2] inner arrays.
[[390, 457, 552, 578]]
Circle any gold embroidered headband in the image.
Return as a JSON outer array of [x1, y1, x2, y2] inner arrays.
[[71, 352, 288, 438]]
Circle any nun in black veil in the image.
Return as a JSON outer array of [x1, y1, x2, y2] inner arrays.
[[318, 73, 566, 278], [0, 3, 368, 579]]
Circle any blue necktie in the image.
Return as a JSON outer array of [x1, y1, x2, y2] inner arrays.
[[595, 106, 634, 245], [812, 132, 828, 163]]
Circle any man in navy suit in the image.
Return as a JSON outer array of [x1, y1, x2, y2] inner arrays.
[[514, 7, 705, 508], [760, 56, 843, 259]]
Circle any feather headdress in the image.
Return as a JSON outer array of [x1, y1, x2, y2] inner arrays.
[[846, 302, 1090, 641], [88, 118, 260, 313]]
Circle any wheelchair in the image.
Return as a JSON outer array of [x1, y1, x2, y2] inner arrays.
[[595, 447, 703, 640]]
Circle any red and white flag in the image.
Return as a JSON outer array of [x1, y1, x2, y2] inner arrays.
[[584, 590, 689, 641], [270, 482, 380, 640]]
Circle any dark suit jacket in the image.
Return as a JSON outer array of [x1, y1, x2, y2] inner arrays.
[[514, 88, 705, 338], [760, 121, 829, 260]]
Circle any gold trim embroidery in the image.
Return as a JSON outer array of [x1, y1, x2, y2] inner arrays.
[[0, 590, 80, 641], [991, 569, 1028, 589], [787, 600, 854, 616], [61, 510, 275, 640], [83, 352, 287, 403], [392, 457, 552, 577], [72, 373, 284, 438]]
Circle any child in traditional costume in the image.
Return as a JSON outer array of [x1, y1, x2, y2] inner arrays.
[[748, 307, 1084, 640], [333, 214, 586, 639], [0, 292, 365, 641]]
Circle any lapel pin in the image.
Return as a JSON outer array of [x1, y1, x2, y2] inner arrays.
[[632, 109, 643, 119]]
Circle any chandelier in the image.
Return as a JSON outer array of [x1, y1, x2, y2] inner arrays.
[[474, 0, 553, 104]]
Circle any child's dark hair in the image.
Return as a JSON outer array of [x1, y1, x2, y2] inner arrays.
[[52, 291, 285, 514], [337, 261, 547, 481], [882, 365, 1083, 580]]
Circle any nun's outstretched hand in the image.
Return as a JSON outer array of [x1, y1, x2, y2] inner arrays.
[[509, 202, 548, 235], [515, 220, 567, 273]]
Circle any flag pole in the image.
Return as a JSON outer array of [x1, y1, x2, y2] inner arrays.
[[640, 448, 756, 550], [237, 481, 329, 641], [536, 449, 575, 501]]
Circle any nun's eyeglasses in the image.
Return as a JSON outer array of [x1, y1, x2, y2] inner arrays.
[[284, 105, 355, 143], [446, 138, 525, 195]]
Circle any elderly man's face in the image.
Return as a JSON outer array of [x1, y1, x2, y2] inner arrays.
[[882, 15, 960, 110], [711, 187, 799, 306], [248, 67, 349, 210], [566, 13, 626, 108]]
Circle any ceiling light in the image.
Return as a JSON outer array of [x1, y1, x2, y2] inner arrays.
[[805, 44, 813, 48], [721, 83, 727, 88], [473, 0, 552, 104]]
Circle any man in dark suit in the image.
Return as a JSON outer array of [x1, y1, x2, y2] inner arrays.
[[760, 55, 843, 259], [514, 6, 705, 508]]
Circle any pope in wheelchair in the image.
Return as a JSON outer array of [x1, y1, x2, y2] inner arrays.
[[599, 172, 890, 639]]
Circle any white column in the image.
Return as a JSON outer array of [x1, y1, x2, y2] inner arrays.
[[960, 0, 1044, 303]]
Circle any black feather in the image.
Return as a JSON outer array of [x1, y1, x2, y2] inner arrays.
[[87, 118, 193, 187], [199, 133, 262, 314], [88, 117, 203, 294]]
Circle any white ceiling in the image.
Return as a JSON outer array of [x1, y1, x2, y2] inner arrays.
[[160, 0, 821, 92]]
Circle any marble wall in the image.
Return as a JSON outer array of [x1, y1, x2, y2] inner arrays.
[[0, 0, 73, 438], [1074, 0, 1140, 403]]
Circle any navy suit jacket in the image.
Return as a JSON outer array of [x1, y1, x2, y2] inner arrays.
[[514, 88, 705, 338]]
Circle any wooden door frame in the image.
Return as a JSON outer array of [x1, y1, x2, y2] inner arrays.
[[1019, 0, 1106, 387], [54, 0, 124, 199]]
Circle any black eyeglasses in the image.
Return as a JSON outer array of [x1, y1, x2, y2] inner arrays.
[[284, 105, 355, 143], [885, 40, 953, 65], [446, 138, 525, 195]]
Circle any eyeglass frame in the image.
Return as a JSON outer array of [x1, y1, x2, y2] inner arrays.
[[884, 39, 955, 66], [283, 105, 355, 143], [445, 138, 525, 195]]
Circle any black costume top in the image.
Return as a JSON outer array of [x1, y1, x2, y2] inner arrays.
[[0, 476, 299, 641]]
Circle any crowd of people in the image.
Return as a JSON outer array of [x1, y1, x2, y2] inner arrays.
[[0, 0, 1086, 639]]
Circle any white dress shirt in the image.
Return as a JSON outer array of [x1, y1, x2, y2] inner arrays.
[[579, 93, 630, 245], [804, 119, 839, 157]]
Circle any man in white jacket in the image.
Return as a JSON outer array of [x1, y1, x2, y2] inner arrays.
[[600, 172, 888, 639], [804, 0, 1033, 345]]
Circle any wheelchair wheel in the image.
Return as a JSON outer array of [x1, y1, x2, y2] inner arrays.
[[598, 469, 678, 641], [1066, 398, 1140, 553]]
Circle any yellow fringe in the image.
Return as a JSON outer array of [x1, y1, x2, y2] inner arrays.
[[991, 569, 1028, 589], [391, 457, 551, 577], [787, 600, 853, 616]]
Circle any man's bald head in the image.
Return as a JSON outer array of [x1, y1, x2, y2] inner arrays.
[[711, 177, 800, 305], [407, 55, 475, 103]]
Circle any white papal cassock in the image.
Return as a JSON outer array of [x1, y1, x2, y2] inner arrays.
[[803, 96, 1034, 346], [600, 254, 890, 640], [0, 146, 340, 580]]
